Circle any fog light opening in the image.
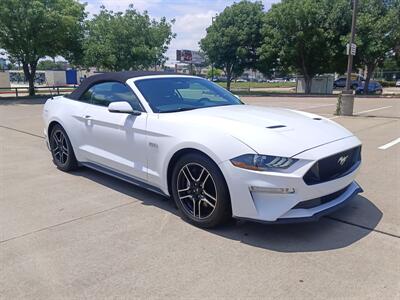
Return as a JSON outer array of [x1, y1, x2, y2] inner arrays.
[[249, 186, 295, 194]]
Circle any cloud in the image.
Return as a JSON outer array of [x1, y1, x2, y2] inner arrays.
[[84, 2, 100, 16], [100, 0, 162, 12], [170, 10, 217, 49], [81, 0, 281, 62]]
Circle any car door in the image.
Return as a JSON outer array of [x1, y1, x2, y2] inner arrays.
[[64, 87, 95, 162], [80, 81, 148, 181]]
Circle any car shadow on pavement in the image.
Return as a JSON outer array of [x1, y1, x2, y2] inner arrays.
[[70, 167, 179, 215], [72, 167, 382, 253], [211, 195, 382, 253]]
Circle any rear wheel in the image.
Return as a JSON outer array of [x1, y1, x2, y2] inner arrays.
[[171, 153, 231, 228], [49, 124, 78, 171]]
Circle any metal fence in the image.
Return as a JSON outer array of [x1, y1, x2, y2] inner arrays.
[[0, 85, 77, 98], [372, 70, 400, 82]]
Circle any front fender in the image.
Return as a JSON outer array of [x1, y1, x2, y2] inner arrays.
[[145, 117, 256, 194], [160, 137, 255, 195]]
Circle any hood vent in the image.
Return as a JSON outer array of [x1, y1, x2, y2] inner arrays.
[[266, 125, 286, 129]]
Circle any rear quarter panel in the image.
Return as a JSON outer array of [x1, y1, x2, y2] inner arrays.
[[43, 96, 88, 162]]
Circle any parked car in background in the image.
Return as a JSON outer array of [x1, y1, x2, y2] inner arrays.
[[396, 79, 400, 87], [267, 78, 287, 83], [235, 78, 247, 82], [216, 76, 227, 82], [333, 77, 363, 89], [355, 81, 383, 95]]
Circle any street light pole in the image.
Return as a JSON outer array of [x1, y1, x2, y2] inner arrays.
[[340, 0, 359, 116], [210, 15, 217, 82], [345, 0, 358, 91]]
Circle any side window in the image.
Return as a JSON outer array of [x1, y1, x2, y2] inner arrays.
[[79, 86, 95, 103], [90, 82, 144, 111]]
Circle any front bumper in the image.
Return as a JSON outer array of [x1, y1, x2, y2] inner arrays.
[[219, 136, 362, 222], [238, 182, 362, 224]]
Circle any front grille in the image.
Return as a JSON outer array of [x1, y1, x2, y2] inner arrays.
[[303, 146, 361, 185], [294, 184, 351, 209]]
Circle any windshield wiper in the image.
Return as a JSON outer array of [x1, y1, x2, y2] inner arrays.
[[160, 107, 197, 113]]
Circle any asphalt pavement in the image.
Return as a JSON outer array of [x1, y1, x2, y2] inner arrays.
[[1, 96, 399, 299]]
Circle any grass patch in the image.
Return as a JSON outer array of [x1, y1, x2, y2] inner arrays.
[[233, 90, 296, 96]]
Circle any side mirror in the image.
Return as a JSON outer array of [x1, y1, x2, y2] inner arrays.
[[108, 101, 141, 115]]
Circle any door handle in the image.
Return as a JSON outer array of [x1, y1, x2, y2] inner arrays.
[[83, 115, 92, 119]]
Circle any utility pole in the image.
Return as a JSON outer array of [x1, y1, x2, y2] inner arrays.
[[345, 0, 358, 91], [211, 15, 217, 82], [340, 0, 358, 116]]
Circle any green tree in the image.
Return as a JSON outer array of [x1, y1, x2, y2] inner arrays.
[[7, 62, 17, 70], [355, 0, 400, 93], [37, 59, 67, 70], [207, 68, 222, 78], [200, 1, 264, 90], [83, 5, 175, 71], [382, 54, 400, 71], [258, 0, 352, 93], [0, 0, 86, 95]]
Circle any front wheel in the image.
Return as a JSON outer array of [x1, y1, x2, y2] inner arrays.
[[49, 124, 78, 172], [171, 153, 231, 228]]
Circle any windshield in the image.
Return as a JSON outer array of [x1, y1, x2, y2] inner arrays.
[[134, 77, 243, 113]]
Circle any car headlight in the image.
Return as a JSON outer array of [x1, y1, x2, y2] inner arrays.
[[230, 154, 298, 171]]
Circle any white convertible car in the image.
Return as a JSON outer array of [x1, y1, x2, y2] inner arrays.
[[43, 72, 362, 227]]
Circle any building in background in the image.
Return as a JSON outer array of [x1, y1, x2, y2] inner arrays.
[[8, 70, 68, 86], [0, 70, 11, 87], [296, 75, 334, 94]]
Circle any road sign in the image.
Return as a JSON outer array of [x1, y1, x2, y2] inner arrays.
[[346, 43, 357, 56], [176, 50, 205, 65]]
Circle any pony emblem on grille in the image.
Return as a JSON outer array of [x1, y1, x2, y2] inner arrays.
[[338, 155, 349, 166]]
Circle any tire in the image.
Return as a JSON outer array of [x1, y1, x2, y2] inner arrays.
[[49, 124, 78, 172], [171, 153, 231, 228]]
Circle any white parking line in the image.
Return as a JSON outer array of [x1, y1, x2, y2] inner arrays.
[[354, 106, 392, 115], [378, 137, 400, 150], [328, 105, 393, 120], [305, 104, 336, 110]]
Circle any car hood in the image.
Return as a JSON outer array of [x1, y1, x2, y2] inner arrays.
[[172, 105, 354, 157]]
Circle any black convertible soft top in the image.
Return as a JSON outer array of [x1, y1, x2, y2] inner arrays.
[[68, 71, 180, 100]]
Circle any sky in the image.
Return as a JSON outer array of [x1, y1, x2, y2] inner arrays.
[[81, 0, 281, 65]]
